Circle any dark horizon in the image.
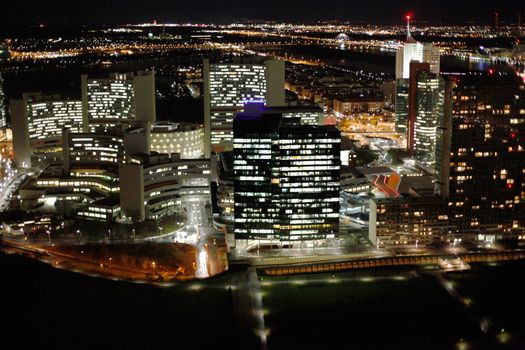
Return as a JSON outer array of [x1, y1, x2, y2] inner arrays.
[[1, 0, 525, 27]]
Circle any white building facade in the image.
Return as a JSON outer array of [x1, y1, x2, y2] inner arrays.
[[150, 122, 204, 159]]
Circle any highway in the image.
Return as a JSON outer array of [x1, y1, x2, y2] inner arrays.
[[0, 237, 174, 282]]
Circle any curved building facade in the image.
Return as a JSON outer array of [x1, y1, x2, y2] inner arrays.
[[150, 122, 204, 159]]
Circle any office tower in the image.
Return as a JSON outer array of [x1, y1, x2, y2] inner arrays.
[[0, 43, 8, 129], [407, 62, 445, 167], [395, 79, 410, 134], [233, 110, 280, 240], [423, 45, 441, 77], [275, 121, 341, 240], [10, 93, 83, 167], [445, 74, 525, 238], [395, 16, 440, 136], [395, 17, 440, 80], [233, 103, 340, 243], [395, 36, 440, 80], [434, 80, 454, 197], [82, 71, 155, 132], [203, 57, 285, 156], [0, 73, 6, 129]]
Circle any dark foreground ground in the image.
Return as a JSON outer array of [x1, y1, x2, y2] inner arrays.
[[1, 252, 524, 350]]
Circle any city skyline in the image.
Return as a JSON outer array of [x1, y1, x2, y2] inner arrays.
[[2, 3, 525, 349], [2, 0, 525, 26]]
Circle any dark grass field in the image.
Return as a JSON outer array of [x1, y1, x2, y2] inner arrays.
[[2, 252, 525, 350], [0, 252, 258, 350]]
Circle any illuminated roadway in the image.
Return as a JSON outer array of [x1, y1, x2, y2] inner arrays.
[[158, 183, 225, 279]]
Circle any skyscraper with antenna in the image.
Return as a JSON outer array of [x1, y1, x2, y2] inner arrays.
[[395, 14, 440, 79], [395, 14, 441, 138]]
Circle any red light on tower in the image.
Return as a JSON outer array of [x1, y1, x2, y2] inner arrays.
[[405, 13, 413, 38], [507, 183, 514, 190]]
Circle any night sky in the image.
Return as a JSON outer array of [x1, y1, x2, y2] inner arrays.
[[1, 0, 524, 26]]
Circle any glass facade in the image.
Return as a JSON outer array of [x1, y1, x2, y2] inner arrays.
[[275, 126, 340, 240], [0, 73, 6, 129], [395, 78, 409, 134], [413, 72, 445, 167], [233, 110, 340, 241]]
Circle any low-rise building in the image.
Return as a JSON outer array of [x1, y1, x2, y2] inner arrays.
[[369, 196, 450, 247], [333, 96, 385, 117], [120, 153, 210, 222], [77, 195, 121, 222]]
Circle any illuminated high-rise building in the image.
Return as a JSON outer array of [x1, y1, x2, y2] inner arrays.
[[233, 103, 340, 243], [407, 63, 445, 167], [395, 42, 440, 80], [10, 93, 83, 167], [82, 71, 156, 132], [0, 43, 8, 129], [395, 15, 440, 80], [395, 15, 440, 136], [394, 79, 410, 134], [442, 74, 525, 239], [0, 73, 6, 129], [203, 57, 285, 156]]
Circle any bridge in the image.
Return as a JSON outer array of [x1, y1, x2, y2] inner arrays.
[[258, 250, 525, 276]]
